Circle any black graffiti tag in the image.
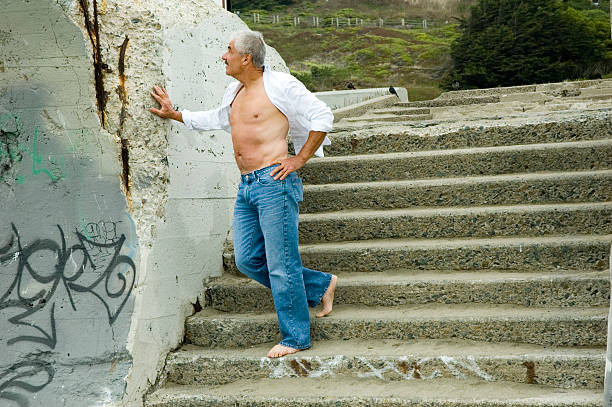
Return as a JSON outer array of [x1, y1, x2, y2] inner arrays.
[[0, 223, 136, 406]]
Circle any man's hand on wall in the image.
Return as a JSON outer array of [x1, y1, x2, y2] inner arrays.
[[271, 156, 307, 180], [149, 86, 183, 122]]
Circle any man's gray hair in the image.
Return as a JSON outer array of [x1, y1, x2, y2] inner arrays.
[[232, 30, 266, 68]]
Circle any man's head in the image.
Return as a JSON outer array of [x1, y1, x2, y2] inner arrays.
[[222, 31, 266, 78]]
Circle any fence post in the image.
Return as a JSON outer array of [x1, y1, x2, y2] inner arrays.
[[379, 18, 383, 27], [336, 17, 339, 27], [423, 19, 427, 29], [402, 18, 405, 26]]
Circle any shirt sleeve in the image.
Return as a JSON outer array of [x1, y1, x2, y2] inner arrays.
[[285, 77, 334, 133], [180, 83, 237, 131], [181, 107, 227, 131]]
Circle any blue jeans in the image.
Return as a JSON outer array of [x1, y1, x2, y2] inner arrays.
[[232, 164, 332, 350]]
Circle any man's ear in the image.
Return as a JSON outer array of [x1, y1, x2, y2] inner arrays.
[[242, 54, 252, 66]]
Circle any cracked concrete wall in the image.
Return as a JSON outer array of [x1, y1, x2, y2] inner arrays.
[[0, 0, 287, 406]]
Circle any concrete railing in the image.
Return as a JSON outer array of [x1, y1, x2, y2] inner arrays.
[[315, 87, 408, 110]]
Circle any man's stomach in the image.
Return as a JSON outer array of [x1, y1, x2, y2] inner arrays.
[[232, 136, 289, 174]]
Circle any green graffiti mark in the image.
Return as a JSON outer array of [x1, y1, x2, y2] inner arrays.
[[30, 126, 61, 182]]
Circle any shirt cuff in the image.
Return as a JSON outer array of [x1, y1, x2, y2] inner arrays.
[[181, 110, 193, 130]]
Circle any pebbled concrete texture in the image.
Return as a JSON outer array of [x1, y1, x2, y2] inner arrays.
[[165, 347, 604, 389], [145, 377, 605, 407], [205, 272, 610, 312], [325, 114, 612, 156], [0, 0, 288, 406], [184, 305, 607, 348], [397, 95, 501, 108], [300, 139, 612, 184], [298, 203, 612, 244], [224, 235, 610, 274], [300, 170, 612, 213]]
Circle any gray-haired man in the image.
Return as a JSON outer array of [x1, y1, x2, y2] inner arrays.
[[150, 31, 337, 358]]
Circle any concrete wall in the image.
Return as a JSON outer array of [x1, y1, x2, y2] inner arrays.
[[0, 1, 287, 406], [315, 87, 408, 110]]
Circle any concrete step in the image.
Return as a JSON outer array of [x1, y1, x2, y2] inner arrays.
[[205, 271, 609, 312], [300, 139, 612, 184], [184, 304, 607, 348], [325, 115, 611, 156], [301, 170, 612, 214], [298, 202, 612, 244], [165, 339, 603, 389], [224, 234, 611, 274], [145, 378, 603, 407], [437, 85, 537, 100], [343, 113, 434, 123], [395, 95, 500, 108], [371, 107, 431, 115]]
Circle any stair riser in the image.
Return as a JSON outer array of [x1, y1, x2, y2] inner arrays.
[[397, 95, 500, 108], [345, 114, 433, 123], [372, 107, 431, 115], [185, 317, 606, 348], [301, 175, 612, 213], [300, 144, 612, 184], [166, 354, 603, 389], [224, 241, 610, 274], [325, 117, 612, 156], [145, 396, 603, 407], [299, 208, 612, 244], [205, 278, 609, 312]]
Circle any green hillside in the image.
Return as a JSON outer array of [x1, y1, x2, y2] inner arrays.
[[235, 0, 610, 99]]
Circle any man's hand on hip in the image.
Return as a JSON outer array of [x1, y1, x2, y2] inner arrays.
[[271, 156, 306, 180]]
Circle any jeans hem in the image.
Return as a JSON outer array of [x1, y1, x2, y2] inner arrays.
[[313, 273, 333, 306], [279, 340, 311, 350]]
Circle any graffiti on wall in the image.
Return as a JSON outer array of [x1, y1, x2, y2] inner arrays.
[[0, 113, 65, 185], [0, 222, 136, 406]]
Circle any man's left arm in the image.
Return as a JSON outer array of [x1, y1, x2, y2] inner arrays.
[[271, 77, 333, 180], [271, 130, 327, 180]]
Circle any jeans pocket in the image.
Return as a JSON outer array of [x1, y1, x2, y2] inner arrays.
[[257, 173, 283, 187]]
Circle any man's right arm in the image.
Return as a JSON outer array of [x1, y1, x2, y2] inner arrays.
[[149, 85, 231, 132]]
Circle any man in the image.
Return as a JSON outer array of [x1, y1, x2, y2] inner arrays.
[[149, 30, 337, 358]]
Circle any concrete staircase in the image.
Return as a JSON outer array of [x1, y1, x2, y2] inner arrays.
[[145, 80, 612, 406]]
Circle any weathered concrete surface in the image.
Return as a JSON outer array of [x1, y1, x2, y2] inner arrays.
[[166, 340, 604, 389], [332, 94, 400, 122], [316, 87, 408, 111], [0, 0, 288, 406], [300, 170, 612, 213], [325, 114, 612, 156], [206, 271, 609, 311], [146, 377, 604, 407], [298, 202, 612, 244], [1, 1, 137, 406], [185, 305, 607, 348], [299, 139, 612, 184]]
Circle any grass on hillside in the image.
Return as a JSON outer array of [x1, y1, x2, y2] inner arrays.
[[257, 23, 460, 100]]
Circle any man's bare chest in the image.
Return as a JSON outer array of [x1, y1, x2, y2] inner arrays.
[[230, 87, 284, 125]]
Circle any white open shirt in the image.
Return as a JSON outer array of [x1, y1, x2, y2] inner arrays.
[[181, 66, 333, 157]]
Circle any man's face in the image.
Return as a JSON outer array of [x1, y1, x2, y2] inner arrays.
[[222, 40, 246, 78]]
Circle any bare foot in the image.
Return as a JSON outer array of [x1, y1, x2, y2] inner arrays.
[[267, 344, 302, 358], [315, 274, 337, 318]]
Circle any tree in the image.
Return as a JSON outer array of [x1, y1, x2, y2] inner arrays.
[[444, 0, 612, 89]]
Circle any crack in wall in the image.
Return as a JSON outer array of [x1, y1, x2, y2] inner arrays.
[[79, 0, 107, 127], [116, 35, 131, 203]]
